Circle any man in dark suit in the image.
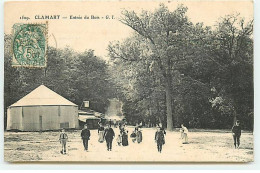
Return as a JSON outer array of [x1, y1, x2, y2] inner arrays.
[[81, 124, 91, 151], [232, 120, 242, 149], [104, 124, 115, 151]]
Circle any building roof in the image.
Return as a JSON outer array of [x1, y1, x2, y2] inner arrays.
[[9, 85, 77, 107], [78, 115, 100, 122]]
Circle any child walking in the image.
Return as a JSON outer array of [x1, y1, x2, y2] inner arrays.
[[116, 134, 122, 146], [59, 129, 68, 154]]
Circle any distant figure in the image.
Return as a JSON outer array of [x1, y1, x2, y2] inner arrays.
[[98, 124, 105, 143], [181, 124, 189, 144], [104, 124, 115, 151], [130, 129, 137, 143], [155, 127, 165, 153], [99, 118, 105, 126], [232, 120, 242, 149], [136, 128, 143, 144], [122, 118, 127, 126], [119, 122, 122, 132], [98, 119, 102, 126], [120, 124, 125, 135], [180, 128, 184, 139], [139, 121, 143, 128], [121, 126, 129, 146], [81, 124, 91, 151], [59, 128, 68, 154], [116, 134, 122, 146], [114, 119, 117, 128]]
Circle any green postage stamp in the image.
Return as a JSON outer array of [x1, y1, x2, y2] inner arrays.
[[11, 23, 47, 67]]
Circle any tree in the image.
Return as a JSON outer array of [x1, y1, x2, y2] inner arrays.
[[207, 14, 253, 127], [109, 6, 253, 130], [4, 36, 117, 129], [110, 4, 208, 130]]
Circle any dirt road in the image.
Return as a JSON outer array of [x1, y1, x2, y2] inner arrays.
[[4, 127, 253, 162]]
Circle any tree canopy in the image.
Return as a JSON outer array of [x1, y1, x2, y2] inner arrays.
[[108, 4, 253, 130], [4, 4, 253, 130]]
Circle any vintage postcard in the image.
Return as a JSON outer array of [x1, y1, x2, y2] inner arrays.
[[4, 0, 254, 162]]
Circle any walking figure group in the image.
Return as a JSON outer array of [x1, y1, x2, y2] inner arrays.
[[119, 124, 129, 146], [130, 127, 142, 143], [58, 120, 242, 155]]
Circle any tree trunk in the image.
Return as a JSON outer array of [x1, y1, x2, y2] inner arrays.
[[165, 78, 173, 131]]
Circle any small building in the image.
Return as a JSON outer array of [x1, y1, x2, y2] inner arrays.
[[6, 85, 79, 131], [78, 110, 101, 129]]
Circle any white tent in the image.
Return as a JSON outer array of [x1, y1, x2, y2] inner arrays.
[[6, 85, 79, 131]]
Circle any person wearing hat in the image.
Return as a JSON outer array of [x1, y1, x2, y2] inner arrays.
[[232, 120, 242, 149], [121, 125, 129, 146], [155, 126, 166, 153], [136, 128, 143, 144], [98, 124, 105, 143], [81, 124, 91, 151], [104, 124, 115, 151]]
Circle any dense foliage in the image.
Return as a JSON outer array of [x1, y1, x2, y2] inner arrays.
[[108, 4, 253, 130], [4, 35, 116, 129], [4, 4, 253, 130]]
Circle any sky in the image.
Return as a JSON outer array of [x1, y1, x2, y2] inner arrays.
[[5, 0, 254, 59]]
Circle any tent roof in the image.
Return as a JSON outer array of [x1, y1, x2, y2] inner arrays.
[[9, 85, 77, 107]]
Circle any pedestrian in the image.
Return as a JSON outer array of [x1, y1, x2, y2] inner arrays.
[[114, 119, 117, 128], [180, 127, 184, 139], [116, 134, 122, 146], [119, 121, 122, 131], [181, 124, 189, 144], [104, 124, 115, 151], [121, 126, 129, 146], [130, 129, 137, 143], [120, 124, 127, 135], [155, 127, 165, 153], [136, 128, 143, 143], [138, 121, 143, 128], [232, 120, 242, 149], [59, 128, 68, 154], [81, 124, 91, 151], [98, 124, 105, 143]]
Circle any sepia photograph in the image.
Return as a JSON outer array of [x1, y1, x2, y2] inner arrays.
[[4, 0, 254, 163]]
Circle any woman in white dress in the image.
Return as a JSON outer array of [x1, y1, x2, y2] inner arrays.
[[98, 124, 105, 143]]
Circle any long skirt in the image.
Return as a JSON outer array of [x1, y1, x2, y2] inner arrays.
[[182, 133, 188, 144], [136, 131, 142, 143], [98, 131, 105, 143], [122, 134, 128, 146]]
